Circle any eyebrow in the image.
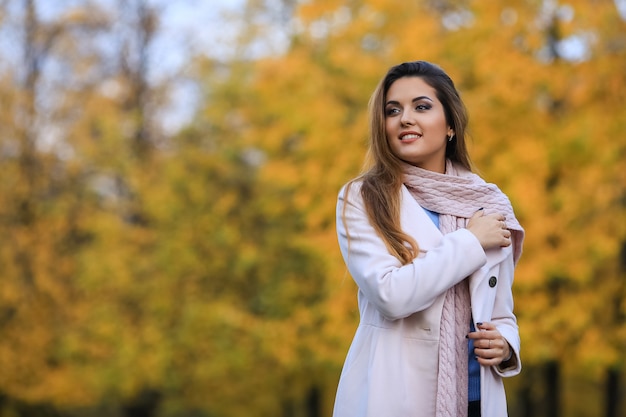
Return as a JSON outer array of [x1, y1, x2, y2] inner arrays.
[[385, 96, 434, 106]]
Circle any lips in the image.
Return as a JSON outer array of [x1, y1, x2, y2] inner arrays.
[[399, 132, 422, 142]]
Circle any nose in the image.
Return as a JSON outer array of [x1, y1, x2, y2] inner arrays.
[[400, 109, 415, 126]]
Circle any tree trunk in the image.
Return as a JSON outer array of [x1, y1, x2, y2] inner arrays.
[[306, 385, 321, 417], [122, 389, 161, 417], [545, 361, 560, 417], [605, 367, 620, 417], [518, 365, 535, 417]]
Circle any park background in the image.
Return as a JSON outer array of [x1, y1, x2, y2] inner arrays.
[[0, 0, 624, 416]]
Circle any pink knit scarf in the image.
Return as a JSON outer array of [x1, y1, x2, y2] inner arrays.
[[402, 160, 524, 417]]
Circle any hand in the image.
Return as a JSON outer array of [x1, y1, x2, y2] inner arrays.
[[467, 322, 512, 366], [466, 209, 511, 250]]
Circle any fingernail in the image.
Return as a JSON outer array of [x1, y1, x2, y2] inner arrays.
[[465, 334, 469, 339], [478, 208, 484, 211], [476, 322, 483, 326]]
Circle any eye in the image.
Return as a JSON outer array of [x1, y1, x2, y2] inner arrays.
[[385, 107, 400, 116], [416, 103, 432, 111]]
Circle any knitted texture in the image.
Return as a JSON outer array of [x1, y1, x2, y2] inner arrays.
[[403, 160, 525, 417], [437, 214, 471, 417], [402, 161, 525, 264]]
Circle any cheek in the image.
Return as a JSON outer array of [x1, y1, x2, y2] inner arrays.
[[384, 118, 393, 133], [384, 122, 394, 142]]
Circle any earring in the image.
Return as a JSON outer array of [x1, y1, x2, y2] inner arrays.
[[448, 134, 454, 142]]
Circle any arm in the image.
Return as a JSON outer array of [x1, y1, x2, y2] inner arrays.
[[336, 184, 487, 320]]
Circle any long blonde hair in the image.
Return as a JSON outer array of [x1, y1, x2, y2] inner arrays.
[[347, 61, 473, 264]]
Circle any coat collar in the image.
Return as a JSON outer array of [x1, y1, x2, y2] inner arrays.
[[399, 185, 442, 252]]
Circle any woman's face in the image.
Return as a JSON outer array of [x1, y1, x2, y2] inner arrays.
[[384, 76, 452, 173]]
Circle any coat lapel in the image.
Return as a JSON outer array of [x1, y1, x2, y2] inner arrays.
[[399, 185, 443, 253]]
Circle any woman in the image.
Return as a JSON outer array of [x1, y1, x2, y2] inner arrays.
[[333, 61, 524, 417]]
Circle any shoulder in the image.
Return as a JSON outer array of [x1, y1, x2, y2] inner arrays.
[[338, 178, 364, 201]]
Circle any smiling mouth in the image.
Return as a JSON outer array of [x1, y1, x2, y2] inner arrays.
[[400, 133, 421, 141]]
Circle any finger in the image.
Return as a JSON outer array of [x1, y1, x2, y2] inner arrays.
[[469, 327, 491, 342], [466, 331, 486, 341], [476, 322, 496, 331], [474, 342, 504, 359], [487, 337, 504, 350], [474, 347, 499, 363], [470, 208, 485, 221], [476, 355, 505, 366]]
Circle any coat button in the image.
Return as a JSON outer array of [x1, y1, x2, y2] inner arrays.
[[489, 276, 497, 287]]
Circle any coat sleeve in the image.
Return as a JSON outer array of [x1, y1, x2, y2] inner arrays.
[[337, 183, 488, 320], [491, 251, 522, 377]]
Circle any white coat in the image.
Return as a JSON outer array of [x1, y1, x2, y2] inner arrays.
[[333, 182, 521, 417]]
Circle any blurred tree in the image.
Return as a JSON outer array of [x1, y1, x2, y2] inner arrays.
[[0, 0, 182, 415], [0, 0, 110, 408]]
